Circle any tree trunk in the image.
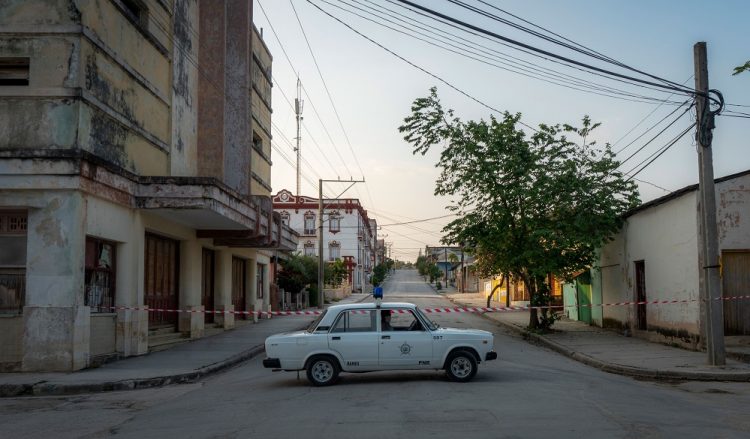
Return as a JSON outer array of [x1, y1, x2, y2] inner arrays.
[[523, 274, 539, 329]]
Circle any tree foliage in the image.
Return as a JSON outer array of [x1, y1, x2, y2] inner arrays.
[[325, 258, 348, 287], [400, 87, 640, 329], [733, 60, 750, 76]]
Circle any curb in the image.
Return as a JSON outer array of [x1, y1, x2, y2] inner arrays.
[[448, 298, 750, 383], [0, 345, 267, 398], [0, 322, 311, 398]]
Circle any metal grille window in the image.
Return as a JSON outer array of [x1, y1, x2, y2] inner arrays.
[[0, 211, 27, 314], [85, 237, 116, 313]]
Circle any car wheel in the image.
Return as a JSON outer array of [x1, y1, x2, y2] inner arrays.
[[306, 356, 340, 386], [445, 350, 478, 382]]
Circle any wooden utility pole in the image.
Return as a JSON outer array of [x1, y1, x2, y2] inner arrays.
[[694, 42, 725, 365]]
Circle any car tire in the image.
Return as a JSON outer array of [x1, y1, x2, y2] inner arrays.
[[445, 350, 478, 383], [306, 355, 340, 386]]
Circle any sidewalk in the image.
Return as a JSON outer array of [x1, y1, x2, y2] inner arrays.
[[446, 292, 750, 382], [0, 293, 370, 397]]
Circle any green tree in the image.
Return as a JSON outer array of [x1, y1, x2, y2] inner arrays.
[[277, 254, 320, 307], [733, 61, 750, 75], [325, 258, 348, 287], [400, 87, 640, 330]]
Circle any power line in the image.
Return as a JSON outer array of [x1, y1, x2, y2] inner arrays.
[[289, 0, 377, 211], [624, 123, 697, 180], [617, 101, 693, 166], [305, 0, 540, 133], [325, 0, 684, 105], [442, 0, 697, 95], [397, 0, 698, 98]]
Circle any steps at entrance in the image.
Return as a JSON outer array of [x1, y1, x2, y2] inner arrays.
[[148, 325, 190, 353]]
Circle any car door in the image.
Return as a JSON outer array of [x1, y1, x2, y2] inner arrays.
[[378, 308, 434, 369], [327, 309, 378, 370]]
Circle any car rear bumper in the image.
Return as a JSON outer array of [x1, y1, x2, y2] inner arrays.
[[263, 358, 281, 368], [485, 351, 498, 361]]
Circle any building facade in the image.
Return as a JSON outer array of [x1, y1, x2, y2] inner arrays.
[[0, 0, 296, 372], [272, 189, 377, 293], [563, 170, 750, 348]]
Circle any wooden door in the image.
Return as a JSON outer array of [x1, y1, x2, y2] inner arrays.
[[634, 261, 647, 330], [144, 233, 179, 327], [202, 249, 215, 324], [722, 251, 750, 335], [232, 257, 247, 320], [576, 272, 592, 324]]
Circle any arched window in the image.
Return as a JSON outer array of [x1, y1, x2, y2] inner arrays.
[[303, 212, 316, 235], [329, 211, 341, 233], [329, 240, 340, 261], [304, 240, 316, 257]]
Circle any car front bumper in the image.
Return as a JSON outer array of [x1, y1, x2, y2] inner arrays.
[[263, 358, 281, 368], [485, 351, 498, 361]]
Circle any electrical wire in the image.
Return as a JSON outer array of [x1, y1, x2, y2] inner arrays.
[[305, 0, 540, 133], [617, 101, 693, 165], [624, 123, 697, 180]]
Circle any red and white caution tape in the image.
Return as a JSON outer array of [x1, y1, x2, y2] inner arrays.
[[106, 294, 750, 317]]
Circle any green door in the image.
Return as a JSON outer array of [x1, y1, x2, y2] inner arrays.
[[576, 272, 592, 324]]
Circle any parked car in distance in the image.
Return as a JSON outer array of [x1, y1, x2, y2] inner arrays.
[[263, 302, 497, 386]]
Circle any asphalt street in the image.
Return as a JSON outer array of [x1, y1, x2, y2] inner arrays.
[[2, 270, 750, 439]]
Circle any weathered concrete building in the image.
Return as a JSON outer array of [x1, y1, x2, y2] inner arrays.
[[0, 0, 296, 372], [563, 170, 750, 348]]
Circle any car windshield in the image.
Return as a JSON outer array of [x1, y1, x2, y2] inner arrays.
[[414, 306, 439, 330], [306, 310, 328, 333]]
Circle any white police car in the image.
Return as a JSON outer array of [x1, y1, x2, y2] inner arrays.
[[262, 302, 497, 386]]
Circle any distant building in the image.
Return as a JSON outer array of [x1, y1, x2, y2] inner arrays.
[[0, 1, 296, 372], [272, 190, 377, 292]]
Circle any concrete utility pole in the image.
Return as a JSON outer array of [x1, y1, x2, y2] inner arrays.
[[318, 178, 364, 309], [295, 78, 303, 196], [694, 42, 725, 366]]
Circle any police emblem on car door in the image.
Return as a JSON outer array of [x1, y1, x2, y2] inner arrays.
[[378, 309, 433, 368]]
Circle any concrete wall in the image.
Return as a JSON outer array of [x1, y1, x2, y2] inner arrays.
[[598, 191, 701, 344], [0, 316, 23, 371], [90, 313, 116, 357]]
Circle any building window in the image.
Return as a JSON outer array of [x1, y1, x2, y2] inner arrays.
[[280, 211, 290, 227], [85, 237, 116, 313], [304, 241, 316, 257], [329, 241, 340, 261], [329, 212, 341, 233], [0, 211, 27, 314], [0, 58, 29, 86], [253, 132, 263, 152], [119, 0, 148, 27], [304, 212, 316, 235]]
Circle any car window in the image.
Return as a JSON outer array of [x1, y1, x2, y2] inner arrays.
[[307, 309, 328, 333], [331, 310, 375, 333], [382, 309, 425, 332]]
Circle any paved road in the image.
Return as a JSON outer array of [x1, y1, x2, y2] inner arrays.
[[2, 270, 750, 439]]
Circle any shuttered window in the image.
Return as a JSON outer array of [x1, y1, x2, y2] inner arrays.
[[0, 58, 29, 86]]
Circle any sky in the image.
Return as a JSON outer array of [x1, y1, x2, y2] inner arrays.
[[254, 0, 750, 263]]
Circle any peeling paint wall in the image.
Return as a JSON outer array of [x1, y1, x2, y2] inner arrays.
[[170, 0, 199, 176], [250, 24, 272, 197], [597, 191, 701, 339], [717, 173, 750, 250]]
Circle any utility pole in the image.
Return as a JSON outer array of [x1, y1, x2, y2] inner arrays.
[[294, 78, 303, 196], [318, 178, 364, 309], [694, 42, 725, 366], [444, 247, 448, 284], [460, 244, 464, 294]]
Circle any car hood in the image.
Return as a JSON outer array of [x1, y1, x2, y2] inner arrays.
[[435, 327, 493, 337]]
